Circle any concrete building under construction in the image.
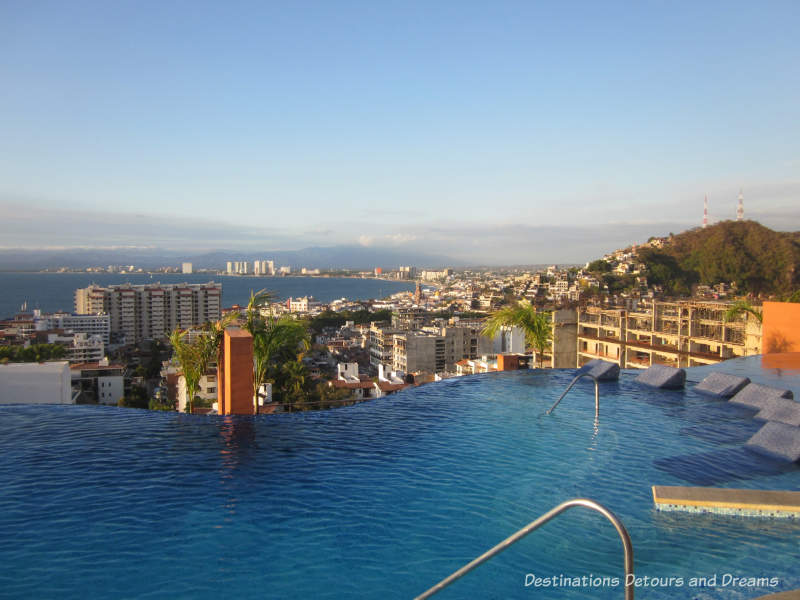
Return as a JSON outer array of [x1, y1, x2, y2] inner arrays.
[[577, 300, 762, 369]]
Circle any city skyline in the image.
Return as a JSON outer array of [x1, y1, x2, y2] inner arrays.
[[1, 1, 799, 262]]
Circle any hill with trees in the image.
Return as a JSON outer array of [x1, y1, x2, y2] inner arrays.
[[637, 220, 800, 296]]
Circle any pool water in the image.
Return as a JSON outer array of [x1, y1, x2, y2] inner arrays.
[[1, 362, 798, 599]]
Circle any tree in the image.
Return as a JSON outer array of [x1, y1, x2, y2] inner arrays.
[[281, 359, 309, 409], [243, 289, 311, 413], [724, 300, 763, 324], [482, 301, 552, 368], [311, 383, 353, 411], [0, 343, 67, 363], [586, 259, 611, 273], [784, 290, 800, 303], [168, 328, 203, 413], [168, 311, 242, 413], [197, 311, 242, 386], [119, 385, 149, 409]]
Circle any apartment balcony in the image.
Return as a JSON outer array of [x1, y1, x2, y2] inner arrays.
[[599, 317, 623, 328], [579, 349, 620, 362], [626, 338, 681, 355], [578, 314, 600, 324], [626, 355, 651, 368], [577, 332, 623, 345]]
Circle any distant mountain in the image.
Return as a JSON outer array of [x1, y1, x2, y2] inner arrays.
[[0, 245, 464, 271], [636, 220, 800, 296]]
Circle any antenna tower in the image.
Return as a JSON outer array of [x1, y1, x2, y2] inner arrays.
[[737, 189, 744, 221], [703, 195, 708, 228]]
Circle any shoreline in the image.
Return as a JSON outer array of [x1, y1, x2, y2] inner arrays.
[[0, 270, 442, 287]]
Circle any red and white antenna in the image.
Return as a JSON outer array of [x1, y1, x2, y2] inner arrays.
[[703, 194, 708, 228], [737, 189, 744, 221]]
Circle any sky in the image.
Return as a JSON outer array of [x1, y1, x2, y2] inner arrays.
[[1, 0, 799, 264]]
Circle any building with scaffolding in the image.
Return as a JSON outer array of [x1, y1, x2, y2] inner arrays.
[[577, 300, 762, 369]]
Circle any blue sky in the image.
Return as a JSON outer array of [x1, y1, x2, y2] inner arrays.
[[1, 0, 798, 263]]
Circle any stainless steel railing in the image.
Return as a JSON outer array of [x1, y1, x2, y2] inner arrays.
[[415, 498, 634, 600], [546, 373, 600, 417]]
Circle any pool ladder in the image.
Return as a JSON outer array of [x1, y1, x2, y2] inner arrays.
[[546, 373, 600, 417], [415, 498, 634, 599]]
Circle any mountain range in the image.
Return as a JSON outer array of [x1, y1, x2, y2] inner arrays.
[[0, 245, 465, 271]]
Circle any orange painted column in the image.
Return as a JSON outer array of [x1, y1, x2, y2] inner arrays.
[[219, 327, 254, 415], [762, 302, 800, 354]]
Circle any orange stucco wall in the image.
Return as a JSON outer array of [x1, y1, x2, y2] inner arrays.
[[219, 327, 254, 415], [762, 302, 800, 354], [498, 354, 520, 371]]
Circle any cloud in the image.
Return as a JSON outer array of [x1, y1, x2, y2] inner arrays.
[[0, 200, 333, 251], [1, 178, 797, 266], [358, 233, 417, 247]]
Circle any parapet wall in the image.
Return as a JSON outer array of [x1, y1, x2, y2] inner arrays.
[[762, 302, 800, 354]]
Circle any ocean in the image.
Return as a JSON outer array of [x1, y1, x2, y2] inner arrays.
[[0, 273, 417, 319]]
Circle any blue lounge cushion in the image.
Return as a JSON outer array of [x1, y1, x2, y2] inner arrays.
[[694, 372, 750, 398], [576, 359, 620, 381], [754, 397, 800, 427], [635, 364, 686, 389], [746, 421, 800, 462], [729, 382, 794, 409]]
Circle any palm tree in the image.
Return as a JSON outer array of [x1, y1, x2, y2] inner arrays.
[[168, 328, 203, 413], [198, 311, 242, 375], [724, 300, 763, 324], [254, 317, 311, 408], [281, 359, 309, 409], [482, 300, 552, 368], [242, 289, 311, 412], [243, 289, 274, 413], [244, 289, 273, 335]]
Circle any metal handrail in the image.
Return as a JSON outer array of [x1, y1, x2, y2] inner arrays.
[[415, 498, 634, 600], [546, 373, 600, 417]]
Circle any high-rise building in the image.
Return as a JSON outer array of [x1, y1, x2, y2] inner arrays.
[[254, 260, 274, 276], [74, 282, 222, 343], [182, 262, 193, 274], [226, 261, 250, 275]]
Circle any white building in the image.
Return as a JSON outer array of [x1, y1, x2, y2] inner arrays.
[[70, 359, 125, 405], [34, 312, 111, 345], [182, 262, 193, 274], [287, 296, 322, 313], [0, 361, 73, 404], [46, 331, 105, 363], [177, 372, 218, 412], [254, 260, 275, 276], [226, 261, 250, 275], [489, 325, 526, 355], [420, 269, 453, 282], [337, 362, 359, 381]]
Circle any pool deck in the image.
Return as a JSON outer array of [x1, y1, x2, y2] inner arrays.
[[652, 485, 800, 516]]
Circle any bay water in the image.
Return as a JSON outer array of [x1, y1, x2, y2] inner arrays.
[[0, 272, 417, 319]]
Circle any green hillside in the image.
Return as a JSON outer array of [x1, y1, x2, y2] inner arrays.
[[637, 220, 800, 296]]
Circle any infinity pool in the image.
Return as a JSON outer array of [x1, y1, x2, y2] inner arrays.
[[1, 361, 798, 599]]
